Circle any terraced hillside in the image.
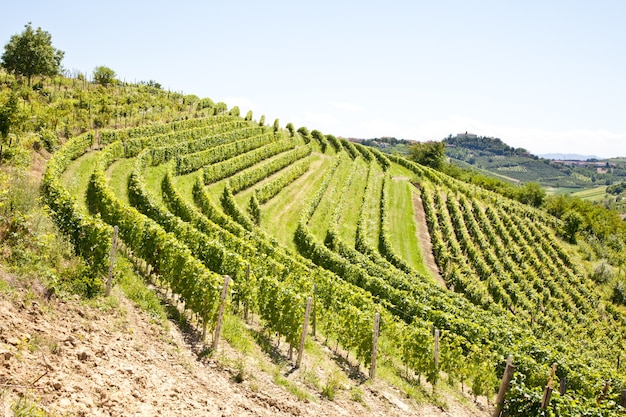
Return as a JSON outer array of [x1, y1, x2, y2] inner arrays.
[[44, 113, 626, 415]]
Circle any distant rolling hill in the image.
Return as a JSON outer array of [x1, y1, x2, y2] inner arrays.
[[442, 134, 626, 190], [538, 153, 600, 161], [358, 135, 626, 190]]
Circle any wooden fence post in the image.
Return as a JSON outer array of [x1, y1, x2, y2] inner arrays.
[[540, 363, 557, 409], [296, 297, 312, 368], [493, 355, 514, 417], [105, 226, 118, 297], [559, 377, 566, 396], [597, 381, 611, 404], [244, 264, 250, 322], [621, 390, 626, 407], [212, 275, 230, 351], [312, 284, 317, 338], [434, 328, 440, 369], [370, 312, 380, 380]]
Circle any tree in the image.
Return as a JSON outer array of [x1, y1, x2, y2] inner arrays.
[[562, 210, 583, 243], [214, 102, 228, 114], [286, 122, 295, 137], [1, 23, 64, 85], [516, 182, 546, 207], [197, 97, 214, 110], [408, 141, 446, 170], [0, 92, 20, 141], [93, 66, 117, 86]]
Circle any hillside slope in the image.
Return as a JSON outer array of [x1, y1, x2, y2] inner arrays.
[[3, 72, 626, 415], [0, 271, 488, 417], [44, 113, 626, 416]]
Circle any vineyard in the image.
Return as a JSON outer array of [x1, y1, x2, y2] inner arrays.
[[43, 110, 626, 415]]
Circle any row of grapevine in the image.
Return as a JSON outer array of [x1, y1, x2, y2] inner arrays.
[[42, 131, 113, 273], [149, 124, 264, 165], [86, 142, 224, 327], [228, 145, 312, 194], [99, 115, 240, 143], [254, 157, 313, 204], [175, 131, 278, 175], [203, 138, 296, 185], [413, 169, 626, 410]]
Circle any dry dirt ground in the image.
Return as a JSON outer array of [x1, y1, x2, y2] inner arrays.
[[411, 191, 446, 288], [0, 271, 491, 417]]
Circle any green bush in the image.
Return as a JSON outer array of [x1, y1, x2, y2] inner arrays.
[[58, 261, 103, 298], [612, 279, 626, 306]]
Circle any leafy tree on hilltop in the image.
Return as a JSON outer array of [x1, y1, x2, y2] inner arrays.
[[93, 66, 117, 86], [408, 140, 446, 169], [1, 23, 64, 85]]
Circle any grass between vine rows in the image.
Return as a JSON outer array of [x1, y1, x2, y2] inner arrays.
[[387, 163, 428, 276], [336, 157, 369, 248], [308, 156, 353, 241], [106, 158, 136, 205], [261, 154, 332, 250], [60, 151, 99, 211]]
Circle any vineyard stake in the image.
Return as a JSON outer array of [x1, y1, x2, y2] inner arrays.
[[370, 312, 380, 380], [621, 390, 626, 407], [434, 328, 440, 369], [559, 377, 566, 396], [493, 355, 514, 417], [244, 264, 250, 322], [105, 226, 118, 297], [540, 363, 557, 409], [212, 275, 230, 351], [296, 297, 312, 368], [312, 284, 317, 338], [597, 381, 611, 404]]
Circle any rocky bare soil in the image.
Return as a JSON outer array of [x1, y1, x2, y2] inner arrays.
[[0, 272, 489, 417]]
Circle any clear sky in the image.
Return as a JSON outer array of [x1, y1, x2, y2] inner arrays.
[[2, 1, 625, 157]]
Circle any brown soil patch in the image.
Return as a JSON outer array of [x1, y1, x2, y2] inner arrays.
[[411, 192, 446, 288]]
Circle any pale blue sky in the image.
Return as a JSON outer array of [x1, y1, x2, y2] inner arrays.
[[2, 1, 625, 157]]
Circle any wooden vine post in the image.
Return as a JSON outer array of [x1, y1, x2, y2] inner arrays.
[[597, 381, 611, 404], [244, 265, 250, 322], [493, 355, 514, 417], [212, 275, 230, 351], [105, 226, 119, 297], [559, 377, 567, 396], [296, 297, 313, 368], [540, 363, 557, 409], [312, 284, 317, 338], [621, 390, 626, 407], [370, 312, 380, 380], [434, 328, 440, 369]]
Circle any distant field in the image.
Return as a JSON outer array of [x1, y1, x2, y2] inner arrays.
[[545, 186, 583, 195], [572, 186, 607, 201]]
